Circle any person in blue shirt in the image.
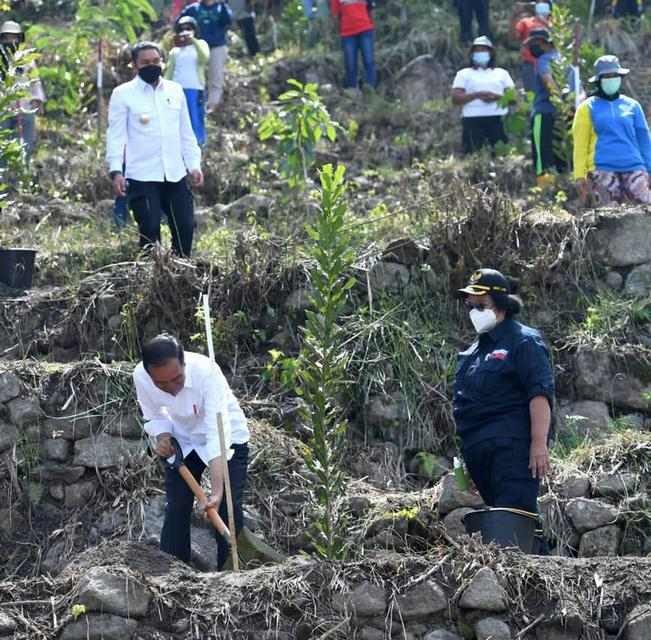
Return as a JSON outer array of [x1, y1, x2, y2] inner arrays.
[[181, 0, 232, 112], [526, 28, 572, 187], [573, 55, 651, 206], [454, 269, 554, 514]]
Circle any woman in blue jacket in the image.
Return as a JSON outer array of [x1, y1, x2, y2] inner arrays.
[[573, 55, 651, 206]]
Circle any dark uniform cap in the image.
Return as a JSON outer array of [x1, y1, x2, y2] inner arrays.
[[458, 268, 510, 296]]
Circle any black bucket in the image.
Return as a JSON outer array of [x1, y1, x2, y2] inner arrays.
[[0, 248, 36, 289], [462, 508, 538, 553]]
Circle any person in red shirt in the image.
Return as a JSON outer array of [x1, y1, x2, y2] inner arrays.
[[510, 1, 551, 91], [330, 0, 376, 90]]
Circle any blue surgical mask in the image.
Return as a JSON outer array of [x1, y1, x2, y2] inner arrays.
[[535, 2, 551, 16], [472, 51, 491, 68], [601, 77, 622, 96]]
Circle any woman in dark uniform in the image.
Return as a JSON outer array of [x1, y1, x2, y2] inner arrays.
[[453, 268, 554, 513]]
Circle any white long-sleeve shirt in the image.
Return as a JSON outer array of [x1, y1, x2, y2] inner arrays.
[[106, 76, 201, 182], [133, 352, 249, 464]]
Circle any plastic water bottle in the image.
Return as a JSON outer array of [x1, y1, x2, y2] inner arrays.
[[454, 456, 469, 491]]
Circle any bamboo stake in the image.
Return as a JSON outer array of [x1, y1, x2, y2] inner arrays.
[[218, 412, 239, 571], [202, 294, 239, 571]]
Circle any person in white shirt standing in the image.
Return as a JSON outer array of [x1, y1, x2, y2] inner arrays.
[[451, 36, 515, 155], [165, 17, 209, 146], [133, 333, 250, 570], [106, 42, 203, 257]]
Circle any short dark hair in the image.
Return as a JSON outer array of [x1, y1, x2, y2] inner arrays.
[[142, 333, 184, 371], [131, 41, 162, 63]]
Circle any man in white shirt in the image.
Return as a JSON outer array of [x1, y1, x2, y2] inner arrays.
[[106, 42, 203, 257], [133, 333, 250, 569]]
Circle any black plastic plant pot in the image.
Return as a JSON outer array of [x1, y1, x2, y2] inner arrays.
[[0, 248, 36, 290], [462, 507, 539, 553]]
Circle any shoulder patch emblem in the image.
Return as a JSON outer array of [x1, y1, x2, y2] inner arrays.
[[485, 349, 508, 361]]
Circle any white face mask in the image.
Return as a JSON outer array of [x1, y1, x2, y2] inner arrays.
[[470, 308, 498, 334]]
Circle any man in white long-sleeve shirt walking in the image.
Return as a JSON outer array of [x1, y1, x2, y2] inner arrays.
[[134, 333, 250, 569], [106, 41, 203, 257]]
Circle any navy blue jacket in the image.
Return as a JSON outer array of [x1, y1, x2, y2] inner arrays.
[[453, 318, 555, 447], [181, 1, 232, 48]]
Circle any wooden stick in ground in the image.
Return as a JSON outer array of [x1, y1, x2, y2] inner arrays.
[[217, 412, 239, 571], [177, 465, 231, 540]]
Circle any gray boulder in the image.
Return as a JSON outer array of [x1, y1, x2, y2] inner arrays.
[[96, 294, 122, 320], [0, 611, 16, 635], [423, 631, 462, 640], [0, 421, 17, 452], [346, 581, 386, 618], [442, 507, 476, 541], [593, 472, 638, 499], [459, 568, 507, 612], [219, 193, 273, 220], [438, 474, 484, 516], [73, 434, 143, 469], [7, 396, 41, 427], [588, 209, 651, 267], [43, 415, 100, 440], [59, 614, 138, 640], [625, 263, 651, 297], [368, 261, 411, 294], [395, 55, 449, 109], [365, 392, 408, 443], [604, 270, 624, 290], [382, 238, 423, 266], [565, 498, 619, 533], [475, 617, 511, 640], [0, 372, 21, 403], [578, 525, 621, 557], [535, 623, 581, 640], [42, 438, 71, 462], [103, 414, 142, 439], [190, 526, 219, 572], [556, 476, 591, 499], [574, 349, 651, 411], [33, 463, 85, 484], [557, 400, 610, 439], [395, 580, 447, 620], [65, 478, 97, 507], [77, 567, 151, 617], [624, 604, 651, 640]]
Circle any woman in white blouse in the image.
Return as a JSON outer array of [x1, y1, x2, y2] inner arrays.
[[451, 36, 516, 155]]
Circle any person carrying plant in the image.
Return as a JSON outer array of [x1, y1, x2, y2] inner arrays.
[[451, 36, 515, 155], [106, 41, 202, 257], [134, 333, 250, 569], [527, 28, 576, 188], [572, 55, 651, 206], [510, 0, 552, 91], [165, 16, 210, 146], [454, 0, 491, 45], [453, 269, 554, 515], [0, 20, 46, 165], [181, 0, 232, 112], [330, 0, 377, 91]]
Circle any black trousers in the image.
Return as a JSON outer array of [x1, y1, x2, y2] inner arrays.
[[456, 0, 490, 43], [462, 116, 507, 154], [127, 177, 194, 257], [238, 17, 260, 56], [531, 112, 567, 176], [160, 444, 249, 570], [462, 437, 539, 513]]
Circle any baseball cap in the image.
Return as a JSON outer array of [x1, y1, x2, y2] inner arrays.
[[458, 269, 510, 296]]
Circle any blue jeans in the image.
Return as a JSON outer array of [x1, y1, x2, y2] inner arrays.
[[113, 196, 129, 229], [183, 89, 206, 147], [341, 29, 376, 89]]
